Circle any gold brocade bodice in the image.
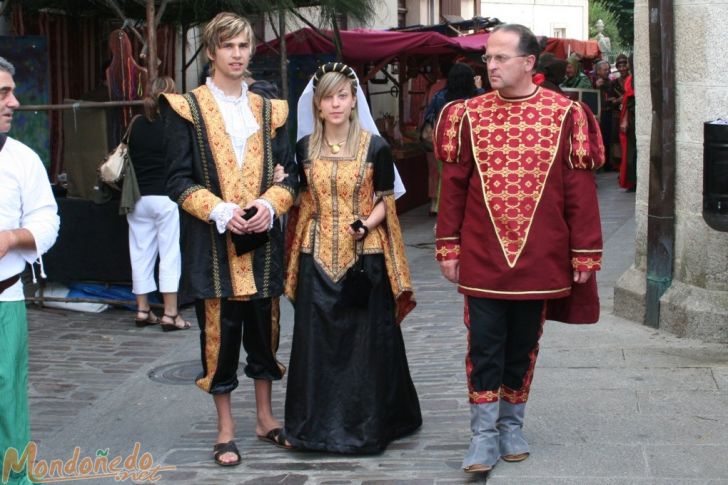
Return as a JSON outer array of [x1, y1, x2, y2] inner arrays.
[[300, 132, 385, 282]]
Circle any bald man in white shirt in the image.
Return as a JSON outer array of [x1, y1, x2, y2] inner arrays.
[[0, 56, 59, 484]]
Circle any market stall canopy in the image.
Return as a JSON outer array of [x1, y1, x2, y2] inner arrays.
[[257, 27, 599, 62], [256, 28, 483, 61], [542, 37, 601, 60]]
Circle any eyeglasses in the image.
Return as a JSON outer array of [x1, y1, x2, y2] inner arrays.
[[481, 54, 530, 65]]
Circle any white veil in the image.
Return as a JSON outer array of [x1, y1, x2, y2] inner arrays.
[[296, 68, 406, 199]]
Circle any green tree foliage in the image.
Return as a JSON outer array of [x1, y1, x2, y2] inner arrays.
[[589, 0, 625, 55], [592, 0, 634, 46]]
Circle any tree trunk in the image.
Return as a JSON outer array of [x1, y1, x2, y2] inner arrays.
[[279, 9, 288, 101], [146, 0, 158, 86]]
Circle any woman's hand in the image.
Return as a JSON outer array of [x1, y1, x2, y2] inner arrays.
[[347, 219, 369, 240]]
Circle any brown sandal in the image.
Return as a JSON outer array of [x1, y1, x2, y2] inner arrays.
[[134, 309, 159, 327], [160, 313, 191, 332]]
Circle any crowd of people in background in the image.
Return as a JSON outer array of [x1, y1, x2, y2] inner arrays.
[[1, 14, 629, 481], [421, 48, 637, 217]]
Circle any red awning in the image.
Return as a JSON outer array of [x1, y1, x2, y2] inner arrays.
[[256, 27, 599, 63], [257, 28, 478, 61]]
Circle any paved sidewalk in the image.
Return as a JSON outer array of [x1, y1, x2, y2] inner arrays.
[[24, 172, 728, 484]]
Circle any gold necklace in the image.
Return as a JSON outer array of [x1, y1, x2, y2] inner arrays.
[[325, 137, 347, 154]]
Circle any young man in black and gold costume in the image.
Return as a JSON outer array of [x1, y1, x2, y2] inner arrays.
[[161, 12, 298, 466]]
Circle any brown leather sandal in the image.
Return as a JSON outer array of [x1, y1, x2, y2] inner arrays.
[[160, 313, 191, 332], [134, 309, 159, 327]]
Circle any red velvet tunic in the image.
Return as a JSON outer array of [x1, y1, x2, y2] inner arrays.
[[434, 87, 604, 313]]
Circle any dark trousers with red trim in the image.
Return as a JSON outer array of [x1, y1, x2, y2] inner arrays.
[[465, 297, 545, 404], [194, 297, 284, 395]]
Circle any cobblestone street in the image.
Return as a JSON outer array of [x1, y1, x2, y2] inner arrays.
[[26, 173, 728, 484]]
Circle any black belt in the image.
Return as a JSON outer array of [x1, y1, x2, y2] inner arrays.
[[0, 274, 21, 295]]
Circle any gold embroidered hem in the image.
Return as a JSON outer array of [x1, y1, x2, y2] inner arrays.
[[469, 390, 499, 404], [435, 243, 461, 261], [500, 386, 529, 404], [571, 256, 602, 271], [458, 284, 571, 298], [196, 299, 222, 392]]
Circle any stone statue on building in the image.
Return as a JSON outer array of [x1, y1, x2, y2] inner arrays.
[[594, 19, 612, 60]]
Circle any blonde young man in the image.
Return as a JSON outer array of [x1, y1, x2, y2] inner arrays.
[[0, 56, 59, 484], [161, 13, 298, 466]]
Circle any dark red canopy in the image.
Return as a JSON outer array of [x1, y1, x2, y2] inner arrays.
[[257, 28, 600, 62], [256, 28, 484, 61]]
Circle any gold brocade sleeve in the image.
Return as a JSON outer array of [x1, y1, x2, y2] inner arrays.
[[260, 185, 295, 217], [284, 188, 314, 302], [270, 99, 288, 133], [180, 187, 224, 222], [380, 194, 416, 324]]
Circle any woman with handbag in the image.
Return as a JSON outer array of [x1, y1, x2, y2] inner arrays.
[[127, 76, 190, 331], [283, 62, 421, 453]]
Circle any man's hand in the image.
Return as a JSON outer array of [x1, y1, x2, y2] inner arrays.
[[573, 270, 593, 284], [273, 164, 286, 183], [243, 200, 272, 233], [439, 259, 460, 284], [225, 207, 247, 235]]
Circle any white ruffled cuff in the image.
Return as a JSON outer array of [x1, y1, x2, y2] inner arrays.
[[209, 202, 240, 234]]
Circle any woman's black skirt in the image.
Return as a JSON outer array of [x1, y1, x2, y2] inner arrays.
[[284, 253, 422, 453]]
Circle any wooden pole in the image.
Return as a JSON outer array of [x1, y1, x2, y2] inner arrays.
[[16, 100, 144, 111], [645, 0, 676, 328], [146, 0, 158, 85], [279, 8, 289, 101]]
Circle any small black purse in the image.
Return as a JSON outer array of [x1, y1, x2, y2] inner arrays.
[[337, 223, 372, 309], [230, 206, 270, 256]]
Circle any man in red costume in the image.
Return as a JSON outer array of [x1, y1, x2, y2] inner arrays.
[[433, 24, 604, 474]]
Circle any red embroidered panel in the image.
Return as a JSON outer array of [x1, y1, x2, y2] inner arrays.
[[465, 90, 573, 268]]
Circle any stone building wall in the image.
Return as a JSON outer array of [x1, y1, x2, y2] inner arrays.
[[614, 0, 728, 342]]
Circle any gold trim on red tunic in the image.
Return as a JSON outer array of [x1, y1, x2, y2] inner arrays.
[[459, 284, 572, 296], [469, 390, 500, 404], [571, 256, 602, 271], [434, 101, 467, 163], [435, 243, 460, 260], [465, 88, 573, 269]]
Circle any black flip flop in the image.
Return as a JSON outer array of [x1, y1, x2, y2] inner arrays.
[[256, 428, 294, 450], [213, 440, 241, 466]]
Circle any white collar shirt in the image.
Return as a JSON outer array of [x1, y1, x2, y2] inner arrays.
[[206, 77, 260, 168]]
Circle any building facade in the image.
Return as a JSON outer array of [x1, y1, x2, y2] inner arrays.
[[480, 0, 589, 39], [614, 0, 728, 342]]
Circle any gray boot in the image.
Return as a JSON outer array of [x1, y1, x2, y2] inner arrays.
[[462, 402, 500, 472], [497, 400, 530, 462]]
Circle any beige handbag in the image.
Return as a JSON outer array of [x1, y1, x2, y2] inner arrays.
[[99, 116, 139, 184]]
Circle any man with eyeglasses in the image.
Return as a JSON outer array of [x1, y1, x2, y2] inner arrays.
[[433, 24, 605, 474]]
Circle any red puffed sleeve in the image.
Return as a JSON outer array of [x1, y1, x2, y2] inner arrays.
[[563, 102, 604, 271], [569, 101, 605, 170], [433, 100, 471, 261]]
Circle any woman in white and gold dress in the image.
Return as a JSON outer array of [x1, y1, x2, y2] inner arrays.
[[283, 63, 421, 453]]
